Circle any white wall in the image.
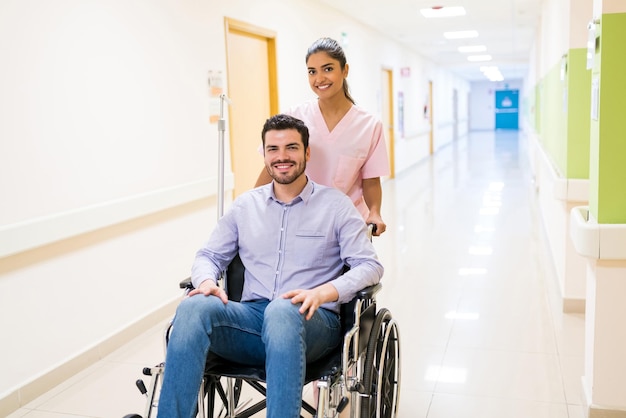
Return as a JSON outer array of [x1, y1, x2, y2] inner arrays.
[[0, 0, 469, 410], [392, 58, 471, 173]]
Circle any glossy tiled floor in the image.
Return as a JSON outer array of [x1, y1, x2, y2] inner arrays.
[[8, 130, 586, 417]]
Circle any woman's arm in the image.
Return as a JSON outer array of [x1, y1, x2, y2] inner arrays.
[[362, 177, 386, 235]]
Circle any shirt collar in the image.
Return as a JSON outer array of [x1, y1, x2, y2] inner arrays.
[[265, 176, 315, 205]]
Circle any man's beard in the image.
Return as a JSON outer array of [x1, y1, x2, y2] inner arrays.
[[267, 159, 306, 184]]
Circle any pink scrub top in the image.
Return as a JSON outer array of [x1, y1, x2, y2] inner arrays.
[[285, 100, 390, 219]]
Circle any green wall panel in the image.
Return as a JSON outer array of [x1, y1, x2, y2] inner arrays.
[[566, 48, 591, 180], [534, 84, 541, 132], [592, 13, 626, 223], [541, 60, 568, 177]]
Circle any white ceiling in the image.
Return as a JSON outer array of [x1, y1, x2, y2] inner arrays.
[[312, 0, 542, 82]]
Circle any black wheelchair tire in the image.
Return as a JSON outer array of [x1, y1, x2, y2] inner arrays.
[[360, 308, 400, 418]]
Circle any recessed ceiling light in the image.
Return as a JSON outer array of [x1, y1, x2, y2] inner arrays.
[[443, 30, 478, 39], [481, 66, 504, 81], [458, 45, 487, 53], [467, 54, 492, 62], [420, 6, 466, 18]]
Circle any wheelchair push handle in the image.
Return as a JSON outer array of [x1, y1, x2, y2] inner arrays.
[[367, 223, 377, 239]]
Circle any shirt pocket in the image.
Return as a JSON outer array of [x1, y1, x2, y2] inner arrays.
[[334, 155, 365, 193], [294, 230, 326, 267]]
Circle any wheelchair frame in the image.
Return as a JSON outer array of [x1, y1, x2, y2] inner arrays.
[[125, 264, 400, 418]]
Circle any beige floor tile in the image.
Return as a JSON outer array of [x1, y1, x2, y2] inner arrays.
[[446, 305, 558, 353], [568, 403, 587, 418], [396, 389, 431, 418], [5, 408, 30, 418], [33, 361, 146, 418], [435, 347, 566, 403], [12, 411, 83, 418], [427, 393, 569, 418], [560, 354, 585, 406]]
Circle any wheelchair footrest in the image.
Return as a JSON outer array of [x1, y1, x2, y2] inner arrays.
[[135, 380, 147, 395]]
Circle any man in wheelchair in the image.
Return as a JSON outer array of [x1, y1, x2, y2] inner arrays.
[[157, 114, 384, 418]]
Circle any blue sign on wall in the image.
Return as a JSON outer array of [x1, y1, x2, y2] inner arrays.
[[495, 90, 519, 130]]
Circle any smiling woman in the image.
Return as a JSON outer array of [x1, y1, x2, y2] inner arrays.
[[255, 37, 390, 235]]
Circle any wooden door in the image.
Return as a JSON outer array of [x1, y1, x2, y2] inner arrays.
[[381, 68, 395, 179], [224, 18, 278, 197]]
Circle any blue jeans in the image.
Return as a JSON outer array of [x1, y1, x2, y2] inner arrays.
[[157, 295, 341, 418]]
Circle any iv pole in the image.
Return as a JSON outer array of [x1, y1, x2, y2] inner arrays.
[[216, 92, 241, 418], [217, 93, 231, 220]]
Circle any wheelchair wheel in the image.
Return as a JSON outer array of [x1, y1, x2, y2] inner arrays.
[[360, 308, 400, 418]]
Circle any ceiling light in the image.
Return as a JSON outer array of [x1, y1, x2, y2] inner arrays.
[[443, 30, 478, 39], [458, 45, 486, 53], [480, 66, 504, 81], [420, 6, 466, 18], [467, 54, 492, 62]]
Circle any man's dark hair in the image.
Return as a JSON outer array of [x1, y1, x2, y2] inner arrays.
[[261, 114, 309, 149]]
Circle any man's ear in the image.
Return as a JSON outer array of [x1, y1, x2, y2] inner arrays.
[[305, 146, 311, 162]]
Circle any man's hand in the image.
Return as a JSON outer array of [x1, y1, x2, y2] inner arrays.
[[188, 279, 228, 304], [282, 283, 339, 320]]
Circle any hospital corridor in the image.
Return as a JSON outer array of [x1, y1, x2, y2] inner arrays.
[[7, 129, 587, 418]]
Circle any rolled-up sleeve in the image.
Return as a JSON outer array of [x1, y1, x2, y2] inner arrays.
[[191, 209, 239, 289]]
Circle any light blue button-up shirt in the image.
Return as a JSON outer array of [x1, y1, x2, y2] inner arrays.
[[191, 179, 383, 312]]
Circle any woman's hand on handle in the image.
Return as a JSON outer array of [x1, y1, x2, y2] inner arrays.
[[366, 214, 386, 236]]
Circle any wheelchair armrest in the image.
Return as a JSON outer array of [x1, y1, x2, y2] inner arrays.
[[179, 276, 381, 296], [355, 283, 382, 300], [179, 277, 193, 290]]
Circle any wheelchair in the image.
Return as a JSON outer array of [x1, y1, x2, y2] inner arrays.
[[125, 252, 400, 418]]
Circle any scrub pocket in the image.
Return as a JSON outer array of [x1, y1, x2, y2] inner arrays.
[[333, 155, 365, 193]]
